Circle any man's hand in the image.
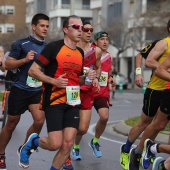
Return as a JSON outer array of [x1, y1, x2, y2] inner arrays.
[[53, 73, 68, 88], [135, 75, 144, 88], [25, 50, 37, 63], [86, 69, 97, 80], [92, 78, 100, 92]]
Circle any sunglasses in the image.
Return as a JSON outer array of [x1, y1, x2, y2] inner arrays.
[[67, 24, 83, 30], [82, 27, 93, 33]]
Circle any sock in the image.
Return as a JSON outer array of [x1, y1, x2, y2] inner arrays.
[[33, 138, 39, 147], [135, 147, 142, 155], [93, 137, 99, 144], [123, 139, 133, 153], [50, 166, 58, 170], [73, 144, 80, 149], [150, 144, 158, 154]]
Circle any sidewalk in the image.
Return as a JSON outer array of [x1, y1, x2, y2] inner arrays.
[[112, 120, 169, 144]]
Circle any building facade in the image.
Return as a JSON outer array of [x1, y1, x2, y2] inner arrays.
[[0, 0, 26, 51], [26, 0, 92, 39], [91, 0, 170, 82]]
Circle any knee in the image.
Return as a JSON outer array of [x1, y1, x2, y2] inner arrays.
[[136, 119, 152, 130], [78, 127, 88, 135], [155, 123, 167, 131], [99, 115, 109, 124], [34, 117, 45, 127], [6, 118, 19, 132], [48, 141, 62, 151]]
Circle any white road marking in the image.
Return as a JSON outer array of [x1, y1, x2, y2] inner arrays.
[[88, 121, 125, 145]]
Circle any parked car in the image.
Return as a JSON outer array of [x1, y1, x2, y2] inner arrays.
[[113, 72, 129, 89]]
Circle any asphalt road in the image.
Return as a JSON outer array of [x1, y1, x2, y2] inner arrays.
[[0, 85, 168, 170]]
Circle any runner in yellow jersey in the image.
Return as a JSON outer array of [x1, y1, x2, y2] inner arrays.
[[128, 20, 170, 170]]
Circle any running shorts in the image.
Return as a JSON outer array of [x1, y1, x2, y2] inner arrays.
[[45, 104, 80, 132], [93, 97, 109, 111], [8, 86, 42, 116], [142, 88, 162, 117], [80, 89, 94, 110]]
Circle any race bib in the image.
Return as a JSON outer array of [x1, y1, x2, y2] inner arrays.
[[99, 71, 108, 86], [26, 76, 42, 87], [66, 86, 81, 105]]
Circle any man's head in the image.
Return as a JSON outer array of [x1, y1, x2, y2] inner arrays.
[[31, 13, 49, 40], [62, 15, 82, 43], [81, 19, 93, 43], [94, 31, 109, 51], [167, 20, 170, 33]]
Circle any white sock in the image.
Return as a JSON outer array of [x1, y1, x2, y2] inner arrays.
[[150, 144, 158, 154]]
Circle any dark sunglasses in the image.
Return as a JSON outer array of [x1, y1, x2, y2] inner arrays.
[[67, 24, 83, 30], [82, 27, 93, 33]]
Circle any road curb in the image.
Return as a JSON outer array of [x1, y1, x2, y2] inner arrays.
[[112, 121, 169, 144]]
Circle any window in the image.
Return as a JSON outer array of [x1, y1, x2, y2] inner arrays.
[[82, 0, 90, 9], [5, 24, 15, 33], [7, 27, 14, 33], [6, 8, 14, 15], [5, 6, 15, 15], [61, 0, 70, 8]]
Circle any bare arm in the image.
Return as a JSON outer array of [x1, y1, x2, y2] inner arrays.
[[145, 40, 167, 70], [95, 46, 102, 78], [135, 53, 144, 88], [29, 62, 68, 88], [155, 53, 170, 82], [0, 49, 5, 72], [5, 50, 37, 70]]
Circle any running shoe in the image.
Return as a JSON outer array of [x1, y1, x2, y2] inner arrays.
[[88, 139, 102, 158], [152, 157, 165, 170], [0, 155, 7, 170], [62, 157, 74, 170], [120, 144, 129, 170], [142, 139, 155, 169], [150, 155, 156, 164], [18, 133, 39, 169], [129, 148, 141, 170], [71, 148, 81, 160]]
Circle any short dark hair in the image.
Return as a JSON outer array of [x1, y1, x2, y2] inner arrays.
[[31, 13, 49, 25], [63, 15, 81, 28], [167, 20, 170, 33], [81, 18, 91, 26]]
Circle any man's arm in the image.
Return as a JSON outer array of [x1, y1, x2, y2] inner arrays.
[[95, 46, 102, 78], [135, 53, 144, 88], [29, 62, 68, 88], [5, 50, 37, 70], [145, 39, 167, 70], [155, 53, 170, 81], [0, 49, 5, 72]]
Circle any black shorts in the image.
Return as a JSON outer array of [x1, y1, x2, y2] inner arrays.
[[45, 104, 80, 132], [142, 88, 162, 117], [160, 89, 170, 115], [8, 86, 42, 116], [93, 97, 109, 112]]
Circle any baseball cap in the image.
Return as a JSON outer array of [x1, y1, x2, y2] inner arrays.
[[94, 31, 109, 40]]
